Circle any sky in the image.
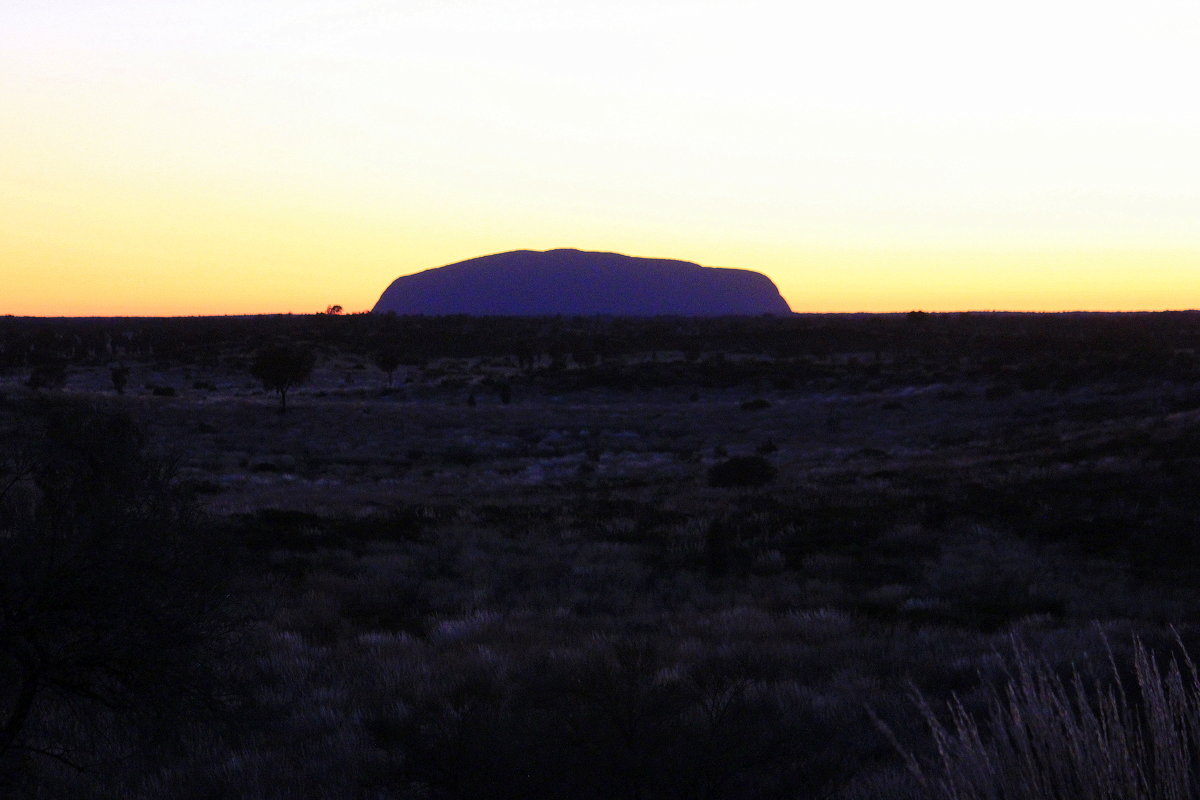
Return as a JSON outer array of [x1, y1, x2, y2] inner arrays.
[[2, 0, 1198, 315]]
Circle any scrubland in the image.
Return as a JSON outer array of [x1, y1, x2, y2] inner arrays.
[[2, 312, 1200, 798]]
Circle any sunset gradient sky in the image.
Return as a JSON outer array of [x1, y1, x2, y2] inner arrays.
[[3, 0, 1198, 316]]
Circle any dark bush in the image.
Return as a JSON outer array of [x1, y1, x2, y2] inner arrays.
[[110, 365, 130, 394], [25, 362, 66, 391], [708, 455, 775, 488]]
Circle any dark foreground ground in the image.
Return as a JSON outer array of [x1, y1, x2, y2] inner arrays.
[[2, 312, 1200, 798]]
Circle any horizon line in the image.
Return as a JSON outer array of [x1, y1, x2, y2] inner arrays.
[[5, 309, 1200, 321]]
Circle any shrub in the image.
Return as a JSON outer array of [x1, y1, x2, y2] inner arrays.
[[110, 365, 130, 394], [25, 362, 66, 391], [708, 455, 775, 488]]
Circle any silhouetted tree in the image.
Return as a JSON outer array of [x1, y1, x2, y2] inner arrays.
[[251, 344, 315, 413], [373, 348, 403, 388]]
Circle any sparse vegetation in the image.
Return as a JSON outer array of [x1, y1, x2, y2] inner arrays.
[[0, 311, 1199, 797]]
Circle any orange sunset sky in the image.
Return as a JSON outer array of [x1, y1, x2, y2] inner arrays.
[[3, 1, 1198, 316]]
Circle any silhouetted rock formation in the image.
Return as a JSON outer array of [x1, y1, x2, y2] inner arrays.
[[371, 249, 792, 316]]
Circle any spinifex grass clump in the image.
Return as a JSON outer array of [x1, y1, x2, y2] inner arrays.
[[897, 635, 1200, 800]]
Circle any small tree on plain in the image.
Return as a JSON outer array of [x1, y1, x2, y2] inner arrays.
[[251, 344, 315, 413]]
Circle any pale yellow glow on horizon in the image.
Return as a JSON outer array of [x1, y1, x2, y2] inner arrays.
[[3, 1, 1199, 316]]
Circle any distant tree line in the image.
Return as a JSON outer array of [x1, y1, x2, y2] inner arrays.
[[3, 312, 1200, 392]]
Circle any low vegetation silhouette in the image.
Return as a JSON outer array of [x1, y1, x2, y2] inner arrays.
[[708, 454, 775, 488], [109, 364, 129, 394], [24, 361, 65, 391]]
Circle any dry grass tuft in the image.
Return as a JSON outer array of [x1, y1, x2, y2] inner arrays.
[[893, 633, 1200, 800]]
